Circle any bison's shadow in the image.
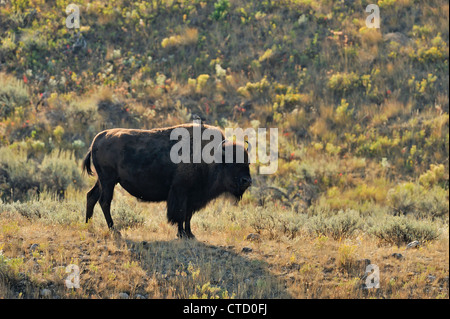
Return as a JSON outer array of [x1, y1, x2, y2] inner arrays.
[[124, 238, 291, 299]]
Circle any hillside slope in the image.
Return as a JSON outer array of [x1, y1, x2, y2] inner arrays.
[[1, 0, 448, 191], [0, 0, 448, 299]]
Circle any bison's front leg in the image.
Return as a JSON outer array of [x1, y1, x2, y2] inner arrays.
[[167, 186, 192, 239], [184, 212, 195, 239]]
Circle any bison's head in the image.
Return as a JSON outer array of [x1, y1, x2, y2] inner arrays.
[[219, 141, 252, 200]]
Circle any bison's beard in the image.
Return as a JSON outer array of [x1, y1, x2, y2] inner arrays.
[[223, 191, 243, 204], [222, 181, 250, 203], [228, 186, 248, 202], [234, 191, 244, 202]]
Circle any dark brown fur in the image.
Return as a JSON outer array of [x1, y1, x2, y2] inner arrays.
[[82, 123, 252, 238]]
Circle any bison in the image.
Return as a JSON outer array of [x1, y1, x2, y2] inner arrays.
[[82, 123, 252, 239]]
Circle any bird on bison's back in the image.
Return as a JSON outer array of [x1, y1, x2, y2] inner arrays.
[[82, 123, 252, 239]]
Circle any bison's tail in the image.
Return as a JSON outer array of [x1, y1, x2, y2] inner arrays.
[[82, 149, 94, 176]]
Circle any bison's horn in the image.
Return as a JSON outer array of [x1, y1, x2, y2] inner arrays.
[[215, 139, 228, 161], [217, 139, 227, 150]]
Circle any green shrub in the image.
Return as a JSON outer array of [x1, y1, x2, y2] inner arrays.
[[212, 0, 230, 21], [237, 77, 271, 98], [387, 182, 449, 219], [334, 99, 353, 126], [0, 73, 30, 119], [0, 199, 82, 225], [327, 72, 360, 94], [307, 209, 362, 240], [19, 28, 47, 50], [0, 147, 38, 202], [415, 34, 448, 64], [112, 199, 145, 230], [274, 211, 308, 239], [0, 201, 43, 219], [249, 206, 308, 239], [0, 31, 17, 53], [370, 215, 439, 246], [415, 186, 449, 220], [39, 150, 84, 198], [418, 164, 446, 188], [196, 74, 211, 93], [275, 92, 312, 110], [0, 147, 87, 201]]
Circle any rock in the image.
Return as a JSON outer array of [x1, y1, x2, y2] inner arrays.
[[406, 241, 420, 249], [246, 233, 261, 242], [242, 247, 253, 253], [118, 292, 129, 299], [427, 275, 436, 282], [391, 253, 404, 260], [135, 294, 146, 299], [323, 266, 334, 274], [40, 289, 52, 298]]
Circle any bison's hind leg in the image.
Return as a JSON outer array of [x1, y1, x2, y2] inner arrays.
[[98, 180, 116, 229], [86, 180, 100, 223]]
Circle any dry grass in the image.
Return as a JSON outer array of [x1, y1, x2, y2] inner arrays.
[[0, 189, 448, 299], [161, 28, 199, 49]]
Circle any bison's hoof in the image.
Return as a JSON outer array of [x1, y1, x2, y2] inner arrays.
[[187, 233, 196, 240], [177, 231, 196, 240]]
